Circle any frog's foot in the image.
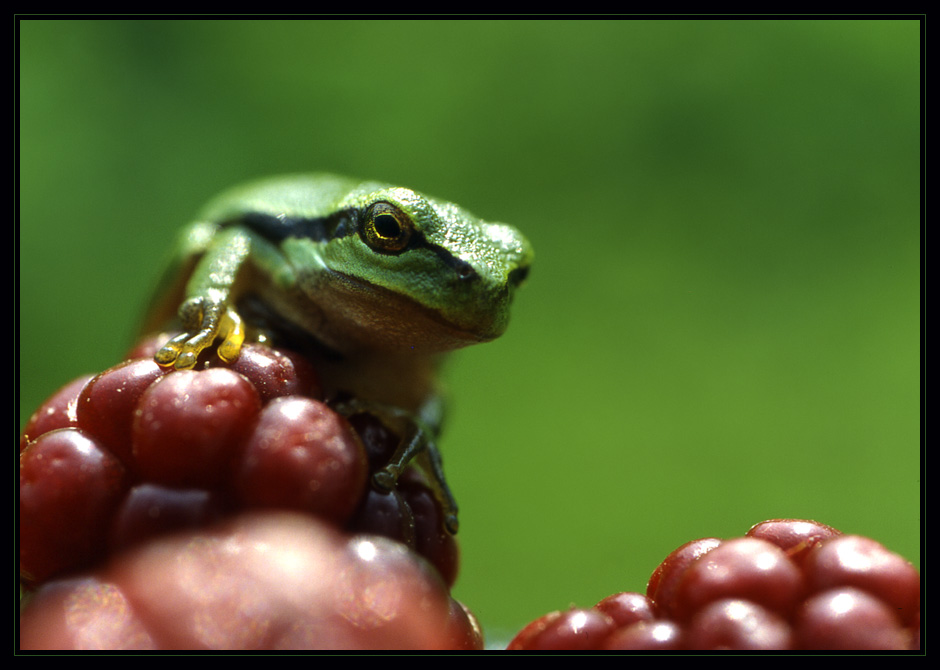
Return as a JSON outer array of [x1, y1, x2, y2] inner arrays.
[[154, 297, 245, 369]]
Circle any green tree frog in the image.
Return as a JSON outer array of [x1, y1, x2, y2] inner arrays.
[[145, 174, 533, 534]]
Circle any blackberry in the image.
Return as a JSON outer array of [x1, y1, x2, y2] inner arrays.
[[508, 519, 920, 651]]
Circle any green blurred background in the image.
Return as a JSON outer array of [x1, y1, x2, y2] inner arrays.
[[19, 19, 920, 644]]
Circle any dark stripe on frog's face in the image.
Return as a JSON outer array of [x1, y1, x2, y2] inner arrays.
[[226, 209, 357, 245], [226, 208, 484, 284]]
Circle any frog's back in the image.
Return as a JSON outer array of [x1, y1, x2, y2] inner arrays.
[[199, 173, 386, 222]]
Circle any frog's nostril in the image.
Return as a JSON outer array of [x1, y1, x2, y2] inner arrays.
[[509, 265, 530, 288]]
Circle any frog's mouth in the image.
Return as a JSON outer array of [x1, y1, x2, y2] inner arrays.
[[318, 269, 512, 354]]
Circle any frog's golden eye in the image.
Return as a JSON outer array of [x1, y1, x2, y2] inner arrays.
[[363, 202, 413, 253]]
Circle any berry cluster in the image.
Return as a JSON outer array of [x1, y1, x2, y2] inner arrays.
[[507, 519, 920, 651], [19, 335, 459, 593], [20, 339, 920, 651]]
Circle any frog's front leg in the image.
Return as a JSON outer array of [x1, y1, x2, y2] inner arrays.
[[374, 420, 460, 535], [335, 399, 459, 535], [155, 226, 251, 370]]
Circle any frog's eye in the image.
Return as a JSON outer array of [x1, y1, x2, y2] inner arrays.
[[362, 202, 413, 253]]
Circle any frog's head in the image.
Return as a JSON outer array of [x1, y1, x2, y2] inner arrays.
[[231, 177, 532, 354], [302, 182, 532, 352]]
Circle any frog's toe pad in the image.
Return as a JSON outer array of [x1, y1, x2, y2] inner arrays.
[[154, 330, 214, 370]]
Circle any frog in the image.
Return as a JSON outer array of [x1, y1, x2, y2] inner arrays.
[[143, 173, 533, 534]]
